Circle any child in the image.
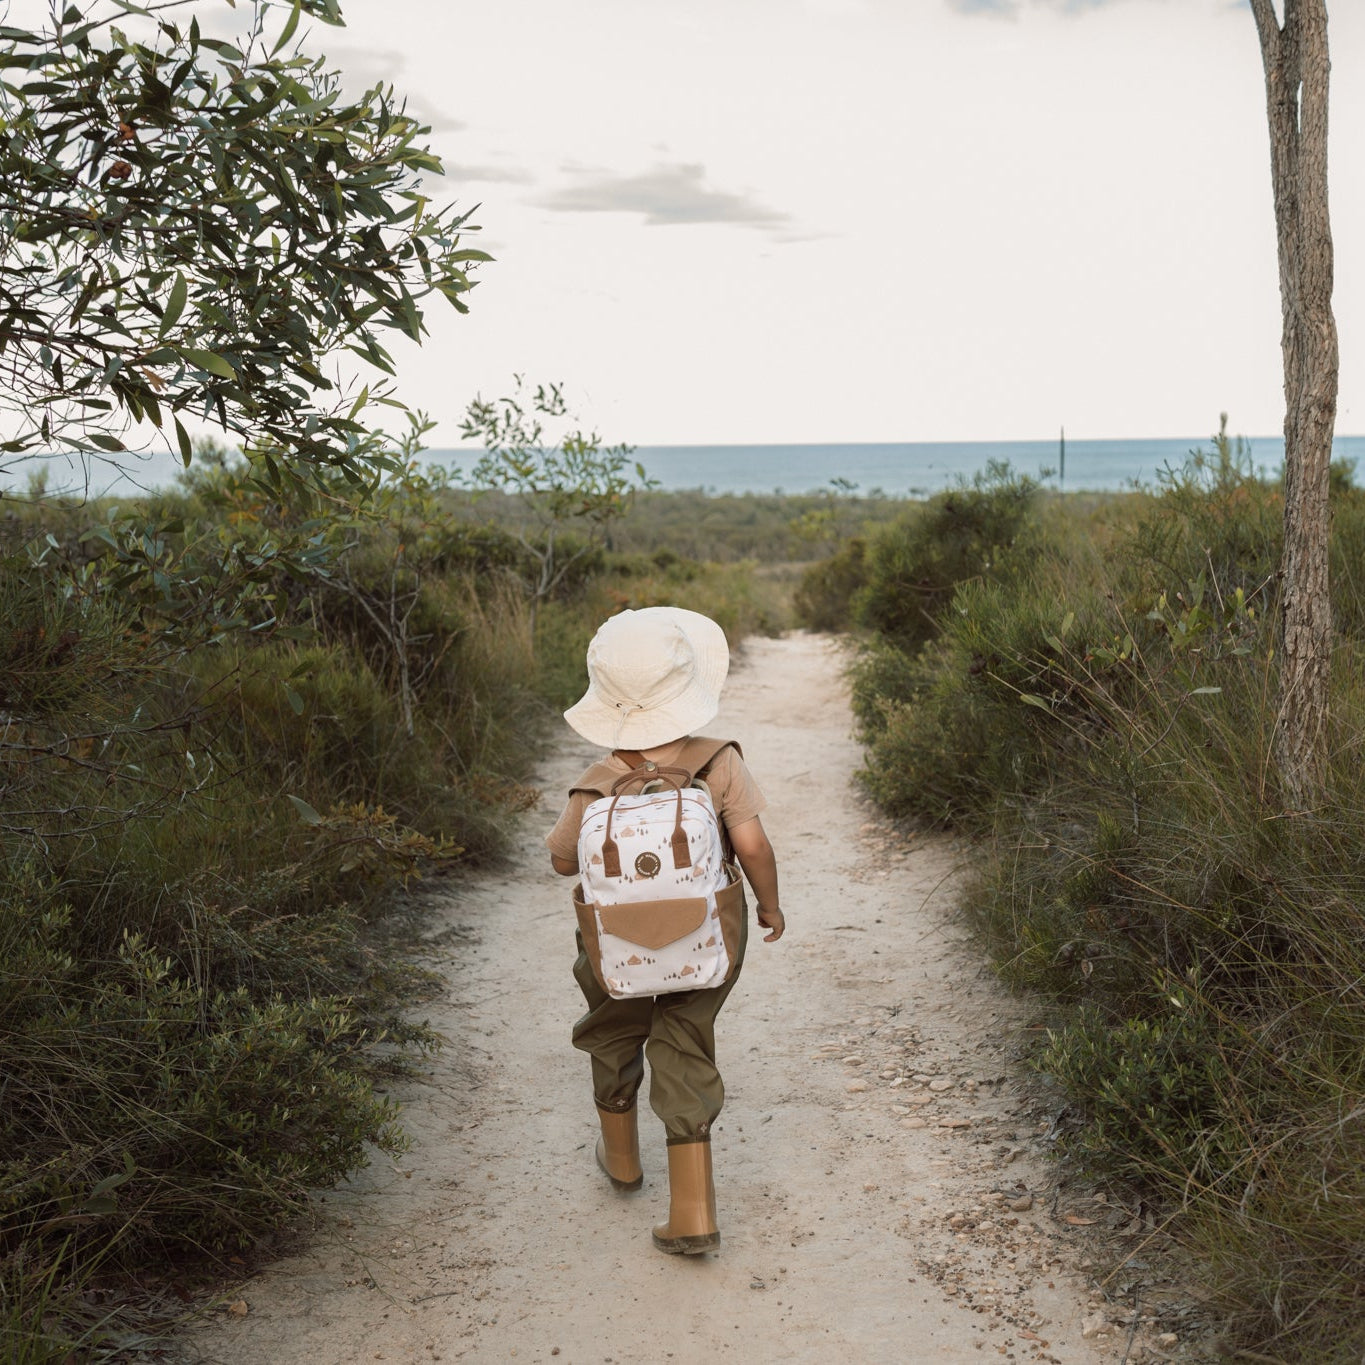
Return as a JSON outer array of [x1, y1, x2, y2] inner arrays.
[[546, 606, 784, 1255]]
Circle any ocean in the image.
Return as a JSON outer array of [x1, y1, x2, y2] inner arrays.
[[618, 435, 1365, 497], [12, 434, 1365, 501]]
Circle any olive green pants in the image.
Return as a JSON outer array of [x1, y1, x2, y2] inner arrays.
[[571, 903, 748, 1142]]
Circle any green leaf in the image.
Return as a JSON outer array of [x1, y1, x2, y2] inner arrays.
[[1019, 693, 1053, 712], [284, 685, 305, 715], [177, 347, 236, 380], [173, 416, 193, 465], [271, 0, 302, 55], [287, 794, 322, 824], [1190, 686, 1223, 696], [159, 270, 187, 336]]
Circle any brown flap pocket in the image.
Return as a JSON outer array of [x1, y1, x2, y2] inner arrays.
[[572, 888, 607, 992], [715, 870, 744, 970], [597, 897, 709, 950]]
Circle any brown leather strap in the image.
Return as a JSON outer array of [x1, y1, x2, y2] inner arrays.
[[608, 764, 690, 795], [600, 772, 694, 878], [569, 736, 741, 799]]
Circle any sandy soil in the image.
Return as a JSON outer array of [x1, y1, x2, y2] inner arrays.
[[187, 633, 1163, 1365]]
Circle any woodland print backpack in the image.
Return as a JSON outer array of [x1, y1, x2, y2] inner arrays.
[[571, 739, 744, 1000]]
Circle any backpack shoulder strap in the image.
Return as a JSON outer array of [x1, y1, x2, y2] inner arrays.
[[567, 738, 741, 800], [568, 759, 625, 800], [675, 736, 741, 781]]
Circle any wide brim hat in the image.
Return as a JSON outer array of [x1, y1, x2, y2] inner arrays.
[[564, 606, 730, 751]]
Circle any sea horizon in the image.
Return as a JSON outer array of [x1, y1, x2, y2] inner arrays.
[[8, 433, 1365, 501]]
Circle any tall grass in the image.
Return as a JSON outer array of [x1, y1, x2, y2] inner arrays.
[[843, 443, 1365, 1358]]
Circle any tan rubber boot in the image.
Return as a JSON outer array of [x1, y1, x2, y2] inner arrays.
[[651, 1138, 720, 1254], [595, 1103, 643, 1191]]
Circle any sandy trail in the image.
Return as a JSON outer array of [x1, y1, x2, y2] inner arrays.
[[190, 633, 1140, 1364]]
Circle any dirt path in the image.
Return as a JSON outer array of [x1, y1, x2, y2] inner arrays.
[[190, 633, 1151, 1364]]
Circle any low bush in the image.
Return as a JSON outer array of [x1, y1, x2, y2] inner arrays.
[[847, 430, 1365, 1358], [852, 462, 1040, 652], [851, 561, 1122, 826], [794, 536, 867, 631], [0, 485, 542, 1349], [966, 642, 1365, 1358]]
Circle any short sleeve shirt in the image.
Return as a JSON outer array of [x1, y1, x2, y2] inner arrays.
[[545, 738, 766, 864]]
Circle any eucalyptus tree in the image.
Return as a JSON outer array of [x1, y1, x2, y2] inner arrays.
[[1248, 0, 1339, 808], [0, 0, 484, 509]]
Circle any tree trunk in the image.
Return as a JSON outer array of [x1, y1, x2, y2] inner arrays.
[[1250, 0, 1339, 809]]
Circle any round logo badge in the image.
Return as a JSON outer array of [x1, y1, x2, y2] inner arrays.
[[634, 851, 662, 879]]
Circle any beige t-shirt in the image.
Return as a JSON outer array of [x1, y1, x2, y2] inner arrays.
[[544, 738, 766, 865]]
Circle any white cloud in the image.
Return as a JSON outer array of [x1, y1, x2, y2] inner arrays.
[[536, 162, 793, 235]]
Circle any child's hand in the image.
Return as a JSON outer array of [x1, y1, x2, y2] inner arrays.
[[757, 905, 785, 942]]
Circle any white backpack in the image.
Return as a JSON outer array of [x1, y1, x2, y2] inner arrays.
[[571, 741, 742, 1000]]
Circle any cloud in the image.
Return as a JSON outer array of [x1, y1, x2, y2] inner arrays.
[[536, 162, 792, 234], [443, 163, 534, 185]]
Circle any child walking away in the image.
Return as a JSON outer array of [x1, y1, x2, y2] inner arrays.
[[546, 607, 784, 1255]]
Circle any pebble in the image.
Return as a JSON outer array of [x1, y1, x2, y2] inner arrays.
[[901, 1117, 927, 1129], [1155, 1333, 1179, 1348], [1008, 1193, 1034, 1212], [940, 1117, 971, 1129], [928, 1077, 954, 1092], [891, 1105, 912, 1115], [908, 1093, 935, 1106], [845, 1080, 869, 1093], [842, 1055, 864, 1066], [1080, 1313, 1108, 1340]]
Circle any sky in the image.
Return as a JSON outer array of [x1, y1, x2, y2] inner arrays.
[[295, 0, 1360, 448], [7, 0, 1363, 459]]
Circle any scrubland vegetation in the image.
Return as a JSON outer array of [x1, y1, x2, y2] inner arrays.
[[12, 413, 1364, 1363], [805, 431, 1365, 1360], [0, 452, 798, 1358]]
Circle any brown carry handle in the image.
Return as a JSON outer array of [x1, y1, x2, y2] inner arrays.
[[609, 764, 691, 795], [601, 766, 694, 878]]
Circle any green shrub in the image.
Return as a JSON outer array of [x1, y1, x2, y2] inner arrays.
[[794, 537, 867, 631], [854, 463, 1040, 652], [962, 646, 1365, 1357], [1118, 422, 1282, 619], [846, 429, 1365, 1356], [850, 570, 1121, 827], [0, 859, 421, 1261]]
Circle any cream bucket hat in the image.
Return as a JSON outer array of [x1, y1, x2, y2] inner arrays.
[[564, 606, 729, 750]]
